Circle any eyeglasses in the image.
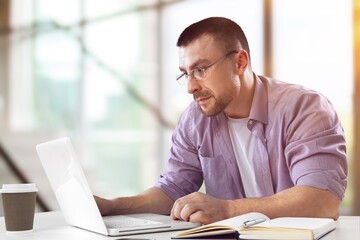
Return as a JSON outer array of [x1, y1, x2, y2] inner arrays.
[[176, 50, 239, 86]]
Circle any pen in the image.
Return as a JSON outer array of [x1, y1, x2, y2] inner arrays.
[[242, 218, 267, 228]]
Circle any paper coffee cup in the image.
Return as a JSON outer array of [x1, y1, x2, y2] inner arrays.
[[0, 183, 38, 232]]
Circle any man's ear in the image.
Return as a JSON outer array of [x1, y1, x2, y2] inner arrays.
[[236, 50, 249, 74]]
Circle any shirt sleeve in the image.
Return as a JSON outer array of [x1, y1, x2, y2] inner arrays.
[[284, 92, 348, 199], [154, 104, 204, 201]]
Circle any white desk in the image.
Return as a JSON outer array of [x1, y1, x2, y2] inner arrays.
[[0, 211, 359, 239]]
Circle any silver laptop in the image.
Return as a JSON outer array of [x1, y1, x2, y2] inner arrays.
[[36, 137, 200, 236]]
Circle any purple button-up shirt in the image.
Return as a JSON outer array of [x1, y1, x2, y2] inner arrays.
[[155, 75, 348, 201]]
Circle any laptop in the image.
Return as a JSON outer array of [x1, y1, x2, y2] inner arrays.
[[36, 137, 200, 236]]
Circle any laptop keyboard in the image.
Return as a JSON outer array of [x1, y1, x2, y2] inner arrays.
[[103, 215, 163, 228]]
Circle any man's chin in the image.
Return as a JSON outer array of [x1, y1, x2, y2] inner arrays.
[[199, 105, 222, 116]]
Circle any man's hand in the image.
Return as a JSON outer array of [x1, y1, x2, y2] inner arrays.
[[94, 195, 113, 216], [93, 188, 174, 216], [170, 192, 232, 224]]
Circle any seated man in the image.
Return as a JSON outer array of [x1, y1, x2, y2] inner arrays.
[[96, 17, 348, 225]]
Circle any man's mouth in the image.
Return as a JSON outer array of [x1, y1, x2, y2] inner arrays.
[[196, 96, 211, 105]]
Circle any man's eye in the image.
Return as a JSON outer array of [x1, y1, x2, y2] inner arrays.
[[195, 68, 205, 75]]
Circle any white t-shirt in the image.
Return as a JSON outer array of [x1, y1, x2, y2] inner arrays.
[[227, 117, 262, 198]]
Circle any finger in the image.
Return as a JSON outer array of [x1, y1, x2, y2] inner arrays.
[[188, 210, 206, 224], [179, 203, 195, 222], [171, 199, 184, 220], [171, 194, 204, 221]]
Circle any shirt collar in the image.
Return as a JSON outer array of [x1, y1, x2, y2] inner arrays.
[[248, 74, 268, 125]]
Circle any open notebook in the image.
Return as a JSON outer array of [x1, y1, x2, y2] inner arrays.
[[172, 212, 335, 240], [36, 137, 200, 236]]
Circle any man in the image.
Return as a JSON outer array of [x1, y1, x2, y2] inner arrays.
[[96, 17, 347, 225]]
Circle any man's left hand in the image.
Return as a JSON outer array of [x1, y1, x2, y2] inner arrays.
[[170, 192, 232, 224]]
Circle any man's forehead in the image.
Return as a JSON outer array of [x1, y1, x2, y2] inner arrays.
[[178, 47, 211, 70], [178, 35, 222, 61], [179, 34, 217, 52]]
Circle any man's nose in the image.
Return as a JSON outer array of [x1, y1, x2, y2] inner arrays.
[[187, 76, 201, 94]]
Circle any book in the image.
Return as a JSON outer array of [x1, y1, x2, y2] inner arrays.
[[172, 212, 336, 240]]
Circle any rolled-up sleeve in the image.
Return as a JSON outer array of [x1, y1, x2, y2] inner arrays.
[[284, 93, 348, 199]]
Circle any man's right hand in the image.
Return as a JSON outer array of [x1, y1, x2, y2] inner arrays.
[[94, 195, 113, 216], [93, 187, 174, 216]]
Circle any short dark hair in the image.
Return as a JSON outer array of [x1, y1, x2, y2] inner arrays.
[[177, 17, 251, 64]]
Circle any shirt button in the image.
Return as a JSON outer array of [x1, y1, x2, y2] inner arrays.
[[248, 120, 253, 125]]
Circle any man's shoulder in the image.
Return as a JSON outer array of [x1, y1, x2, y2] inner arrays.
[[258, 75, 330, 107], [260, 75, 314, 95]]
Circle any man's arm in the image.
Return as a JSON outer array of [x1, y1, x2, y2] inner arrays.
[[171, 185, 340, 224], [95, 187, 174, 216]]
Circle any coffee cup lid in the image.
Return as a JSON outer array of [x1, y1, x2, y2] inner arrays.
[[0, 183, 38, 193]]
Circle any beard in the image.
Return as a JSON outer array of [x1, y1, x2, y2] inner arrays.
[[193, 89, 233, 116]]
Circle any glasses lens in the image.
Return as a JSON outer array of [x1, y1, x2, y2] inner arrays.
[[193, 68, 206, 80]]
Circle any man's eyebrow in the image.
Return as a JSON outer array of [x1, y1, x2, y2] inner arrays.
[[178, 58, 209, 72]]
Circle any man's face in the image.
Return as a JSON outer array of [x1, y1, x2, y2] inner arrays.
[[178, 35, 240, 116]]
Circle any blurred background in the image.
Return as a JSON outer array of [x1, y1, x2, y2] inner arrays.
[[0, 0, 359, 216]]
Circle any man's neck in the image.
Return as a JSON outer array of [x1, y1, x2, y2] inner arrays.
[[224, 70, 255, 119]]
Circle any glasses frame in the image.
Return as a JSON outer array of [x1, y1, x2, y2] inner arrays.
[[176, 50, 239, 85]]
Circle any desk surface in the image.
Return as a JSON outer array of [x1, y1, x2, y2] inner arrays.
[[0, 211, 359, 240]]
